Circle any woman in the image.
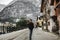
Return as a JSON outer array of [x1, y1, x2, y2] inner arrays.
[[27, 19, 34, 40]]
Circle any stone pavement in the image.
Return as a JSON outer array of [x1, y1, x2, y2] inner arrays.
[[13, 27, 59, 40]]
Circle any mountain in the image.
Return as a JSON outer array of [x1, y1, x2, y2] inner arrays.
[[0, 4, 6, 12], [0, 0, 41, 22]]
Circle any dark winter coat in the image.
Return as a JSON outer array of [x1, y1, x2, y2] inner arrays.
[[28, 22, 34, 30]]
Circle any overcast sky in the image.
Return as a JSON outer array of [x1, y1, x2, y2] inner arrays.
[[0, 0, 13, 5]]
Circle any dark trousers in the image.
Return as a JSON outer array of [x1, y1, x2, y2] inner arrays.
[[29, 29, 33, 40]]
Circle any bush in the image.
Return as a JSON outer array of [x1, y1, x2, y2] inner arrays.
[[16, 17, 27, 30]]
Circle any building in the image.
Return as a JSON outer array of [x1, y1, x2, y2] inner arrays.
[[55, 2, 60, 34], [41, 0, 60, 33], [50, 0, 60, 16], [41, 0, 50, 31]]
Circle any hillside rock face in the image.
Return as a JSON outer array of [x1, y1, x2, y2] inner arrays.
[[0, 4, 5, 12], [0, 0, 41, 21]]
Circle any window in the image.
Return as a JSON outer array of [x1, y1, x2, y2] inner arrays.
[[56, 0, 60, 4], [50, 0, 54, 5]]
